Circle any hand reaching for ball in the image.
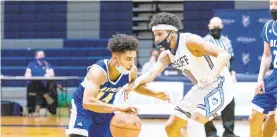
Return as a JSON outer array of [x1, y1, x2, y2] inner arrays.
[[117, 105, 139, 114]]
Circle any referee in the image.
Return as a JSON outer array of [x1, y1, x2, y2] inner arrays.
[[203, 17, 239, 137]]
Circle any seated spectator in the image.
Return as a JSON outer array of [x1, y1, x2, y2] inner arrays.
[[142, 48, 160, 73], [24, 50, 57, 115]]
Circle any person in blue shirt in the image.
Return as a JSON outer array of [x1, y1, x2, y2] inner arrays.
[[24, 50, 56, 115], [249, 0, 277, 137], [65, 34, 170, 137]]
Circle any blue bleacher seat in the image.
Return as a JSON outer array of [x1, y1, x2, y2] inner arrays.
[[100, 21, 132, 30], [100, 1, 132, 12], [4, 1, 67, 39], [100, 31, 132, 38], [4, 4, 21, 13], [34, 4, 52, 13], [19, 32, 36, 39], [20, 4, 35, 13], [4, 32, 20, 39], [100, 12, 132, 21], [51, 22, 66, 31], [5, 22, 21, 31], [44, 49, 70, 57], [2, 58, 30, 66], [1, 49, 33, 57], [51, 2, 67, 13], [1, 67, 26, 76], [63, 39, 109, 48], [86, 49, 110, 57]]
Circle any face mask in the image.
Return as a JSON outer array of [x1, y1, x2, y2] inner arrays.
[[155, 31, 172, 50], [37, 57, 46, 65], [270, 9, 277, 20], [210, 28, 222, 39], [115, 57, 130, 75]]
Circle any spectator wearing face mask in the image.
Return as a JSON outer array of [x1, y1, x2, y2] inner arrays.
[[203, 17, 239, 137], [24, 50, 57, 115], [141, 48, 160, 73]]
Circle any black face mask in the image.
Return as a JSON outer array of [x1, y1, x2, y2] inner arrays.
[[155, 31, 172, 50], [210, 28, 222, 39], [270, 9, 277, 20]]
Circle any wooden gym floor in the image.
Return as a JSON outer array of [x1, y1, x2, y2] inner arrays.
[[1, 116, 277, 137]]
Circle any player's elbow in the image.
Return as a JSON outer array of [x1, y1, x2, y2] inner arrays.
[[82, 100, 90, 110], [82, 98, 96, 110]]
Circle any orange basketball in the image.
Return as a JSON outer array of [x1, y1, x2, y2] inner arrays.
[[110, 113, 141, 137]]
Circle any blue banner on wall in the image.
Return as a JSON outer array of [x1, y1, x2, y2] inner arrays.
[[214, 9, 271, 74]]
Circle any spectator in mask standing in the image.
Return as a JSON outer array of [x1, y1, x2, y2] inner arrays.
[[203, 17, 239, 137]]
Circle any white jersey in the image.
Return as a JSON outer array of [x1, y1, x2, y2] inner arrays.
[[169, 33, 234, 121], [166, 33, 232, 84]]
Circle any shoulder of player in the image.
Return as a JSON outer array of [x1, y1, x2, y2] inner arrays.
[[157, 50, 171, 65], [87, 65, 107, 84], [264, 20, 274, 29], [185, 33, 204, 49]]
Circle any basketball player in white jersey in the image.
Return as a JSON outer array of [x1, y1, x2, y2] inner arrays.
[[127, 12, 234, 137]]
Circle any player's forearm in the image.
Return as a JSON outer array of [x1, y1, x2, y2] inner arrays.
[[258, 54, 271, 81], [210, 52, 231, 78], [82, 98, 120, 113], [134, 84, 158, 98], [136, 72, 156, 86]]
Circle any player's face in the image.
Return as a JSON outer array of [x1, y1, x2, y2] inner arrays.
[[153, 30, 170, 44], [117, 50, 136, 71], [270, 0, 277, 20], [35, 51, 45, 59], [270, 0, 277, 10]]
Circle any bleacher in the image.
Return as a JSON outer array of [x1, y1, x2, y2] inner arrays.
[[1, 1, 266, 88], [1, 1, 135, 87]]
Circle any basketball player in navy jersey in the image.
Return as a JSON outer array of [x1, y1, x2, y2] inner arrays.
[[249, 0, 277, 137], [126, 12, 234, 137], [65, 34, 169, 137]]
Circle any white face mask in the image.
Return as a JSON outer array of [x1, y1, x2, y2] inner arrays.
[[115, 57, 130, 75]]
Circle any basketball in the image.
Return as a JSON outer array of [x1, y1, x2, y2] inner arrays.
[[110, 113, 141, 137]]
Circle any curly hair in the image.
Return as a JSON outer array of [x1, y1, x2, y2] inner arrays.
[[107, 34, 139, 53], [149, 12, 183, 30]]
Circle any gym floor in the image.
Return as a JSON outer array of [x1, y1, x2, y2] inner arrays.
[[1, 116, 271, 137]]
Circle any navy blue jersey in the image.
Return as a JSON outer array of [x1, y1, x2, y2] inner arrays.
[[73, 59, 129, 105], [66, 59, 130, 136], [261, 20, 277, 70]]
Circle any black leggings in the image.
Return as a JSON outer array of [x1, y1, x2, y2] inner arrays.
[[69, 134, 86, 137]]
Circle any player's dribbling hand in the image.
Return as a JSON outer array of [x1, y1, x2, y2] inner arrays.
[[155, 92, 171, 103], [123, 79, 142, 101], [255, 80, 265, 94], [117, 105, 139, 114]]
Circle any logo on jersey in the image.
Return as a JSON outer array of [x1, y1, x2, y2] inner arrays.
[[211, 97, 218, 105], [242, 15, 250, 28], [172, 55, 189, 69], [270, 40, 277, 48]]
